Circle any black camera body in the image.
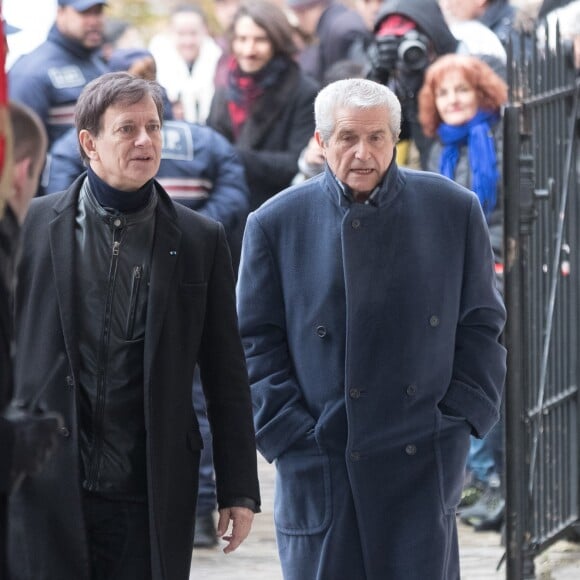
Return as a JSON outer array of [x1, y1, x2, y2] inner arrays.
[[397, 30, 430, 71]]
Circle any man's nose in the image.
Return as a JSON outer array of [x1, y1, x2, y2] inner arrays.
[[355, 141, 370, 159], [135, 128, 152, 146]]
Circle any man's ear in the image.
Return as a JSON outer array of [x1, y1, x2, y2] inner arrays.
[[78, 129, 98, 160], [13, 156, 31, 191], [10, 156, 34, 223], [314, 129, 326, 153]]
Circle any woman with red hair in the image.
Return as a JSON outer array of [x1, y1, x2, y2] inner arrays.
[[418, 53, 507, 218], [418, 53, 508, 533]]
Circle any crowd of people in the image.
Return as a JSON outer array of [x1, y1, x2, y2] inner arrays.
[[0, 0, 579, 579]]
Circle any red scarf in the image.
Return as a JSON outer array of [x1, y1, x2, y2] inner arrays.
[[226, 56, 265, 139]]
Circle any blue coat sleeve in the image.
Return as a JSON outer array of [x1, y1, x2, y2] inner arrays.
[[237, 213, 317, 463], [441, 196, 507, 438]]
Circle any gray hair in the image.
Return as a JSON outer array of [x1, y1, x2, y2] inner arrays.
[[314, 78, 401, 142]]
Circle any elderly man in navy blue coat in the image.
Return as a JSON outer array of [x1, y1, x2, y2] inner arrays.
[[237, 78, 506, 579]]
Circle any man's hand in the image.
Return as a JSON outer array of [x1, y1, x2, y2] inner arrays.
[[216, 506, 255, 554], [367, 35, 401, 83]]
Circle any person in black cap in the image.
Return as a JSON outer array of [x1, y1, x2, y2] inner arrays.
[[8, 0, 109, 149]]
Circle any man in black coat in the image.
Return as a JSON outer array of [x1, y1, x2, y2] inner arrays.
[[8, 72, 260, 580], [0, 102, 60, 580]]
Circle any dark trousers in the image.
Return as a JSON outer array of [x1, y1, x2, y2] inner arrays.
[[82, 493, 151, 580]]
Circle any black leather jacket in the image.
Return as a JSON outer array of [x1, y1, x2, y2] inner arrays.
[[75, 181, 157, 500]]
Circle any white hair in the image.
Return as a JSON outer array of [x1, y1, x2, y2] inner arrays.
[[314, 78, 402, 142]]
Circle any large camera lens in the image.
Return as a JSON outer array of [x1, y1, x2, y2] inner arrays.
[[398, 37, 429, 71]]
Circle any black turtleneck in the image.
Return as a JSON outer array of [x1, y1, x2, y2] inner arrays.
[[87, 167, 154, 214]]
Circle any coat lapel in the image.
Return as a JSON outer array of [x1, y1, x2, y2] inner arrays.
[[49, 193, 80, 374], [144, 198, 182, 387]]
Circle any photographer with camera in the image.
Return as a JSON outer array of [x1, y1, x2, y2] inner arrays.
[[367, 0, 460, 169]]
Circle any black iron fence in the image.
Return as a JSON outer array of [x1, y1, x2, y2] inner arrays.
[[503, 27, 580, 579]]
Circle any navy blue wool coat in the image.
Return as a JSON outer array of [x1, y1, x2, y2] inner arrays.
[[237, 161, 506, 579]]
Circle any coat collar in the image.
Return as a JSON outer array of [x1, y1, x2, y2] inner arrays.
[[322, 154, 405, 211]]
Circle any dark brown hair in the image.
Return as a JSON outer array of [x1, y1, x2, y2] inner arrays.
[[74, 72, 164, 163], [229, 0, 298, 59]]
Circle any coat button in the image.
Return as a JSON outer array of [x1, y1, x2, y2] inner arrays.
[[65, 375, 74, 387], [429, 315, 440, 327], [59, 426, 70, 438], [405, 444, 417, 455], [351, 218, 361, 229], [406, 384, 417, 396], [350, 451, 361, 461], [349, 388, 361, 399], [315, 325, 327, 338]]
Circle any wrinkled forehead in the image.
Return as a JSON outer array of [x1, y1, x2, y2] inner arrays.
[[101, 95, 160, 125], [333, 105, 390, 127]]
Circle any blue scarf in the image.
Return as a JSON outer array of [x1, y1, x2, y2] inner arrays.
[[437, 110, 499, 217]]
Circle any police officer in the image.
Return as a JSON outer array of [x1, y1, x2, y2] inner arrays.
[[8, 0, 109, 148]]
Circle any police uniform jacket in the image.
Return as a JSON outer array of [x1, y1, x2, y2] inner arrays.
[[8, 25, 108, 146]]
